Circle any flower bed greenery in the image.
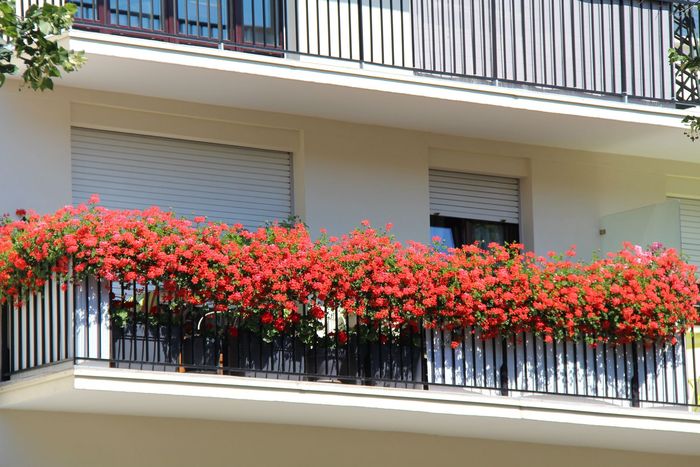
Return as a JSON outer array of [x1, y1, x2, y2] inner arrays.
[[1, 197, 697, 346]]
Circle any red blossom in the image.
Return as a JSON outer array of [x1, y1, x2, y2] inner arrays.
[[0, 201, 696, 346]]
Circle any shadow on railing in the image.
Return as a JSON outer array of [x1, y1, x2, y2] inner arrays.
[[2, 276, 699, 410]]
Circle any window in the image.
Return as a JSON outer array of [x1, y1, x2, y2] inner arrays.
[[71, 128, 293, 231], [430, 215, 519, 248], [429, 170, 520, 248], [670, 197, 700, 269]]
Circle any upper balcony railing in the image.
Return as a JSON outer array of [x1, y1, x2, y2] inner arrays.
[[2, 276, 699, 410], [21, 0, 700, 105]]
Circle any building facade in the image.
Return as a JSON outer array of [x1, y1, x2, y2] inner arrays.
[[1, 1, 700, 465]]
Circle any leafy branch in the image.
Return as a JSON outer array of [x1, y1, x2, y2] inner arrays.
[[669, 3, 700, 141], [0, 0, 85, 90]]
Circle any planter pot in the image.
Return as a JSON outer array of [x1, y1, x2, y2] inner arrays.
[[304, 338, 424, 388], [111, 324, 181, 371], [226, 329, 304, 380]]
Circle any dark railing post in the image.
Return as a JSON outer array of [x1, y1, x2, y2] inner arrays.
[[1, 301, 8, 381], [618, 0, 627, 97], [420, 322, 429, 390], [630, 343, 640, 407], [357, 0, 365, 62], [499, 336, 508, 396]]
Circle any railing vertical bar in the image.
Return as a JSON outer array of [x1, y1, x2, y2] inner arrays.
[[692, 329, 698, 406], [143, 283, 150, 364], [579, 0, 585, 89], [338, 0, 342, 57], [19, 292, 25, 370], [671, 339, 679, 404], [155, 286, 161, 366], [553, 340, 559, 393], [549, 0, 555, 85], [71, 276, 77, 363], [33, 288, 39, 367], [450, 0, 456, 72], [582, 340, 588, 396], [461, 329, 467, 387], [440, 328, 446, 383], [461, 0, 466, 74], [40, 280, 46, 366], [600, 0, 606, 92], [369, 0, 375, 62], [390, 0, 396, 66], [471, 0, 477, 74], [613, 344, 620, 398], [652, 341, 659, 401], [96, 276, 102, 360], [642, 345, 649, 401], [471, 330, 477, 387], [500, 336, 508, 395], [592, 344, 598, 396], [9, 298, 14, 375], [662, 341, 669, 403], [631, 343, 640, 407], [543, 338, 549, 392], [491, 337, 497, 389], [630, 0, 637, 97], [439, 0, 445, 71], [324, 0, 329, 54], [48, 275, 54, 364], [590, 0, 597, 90]]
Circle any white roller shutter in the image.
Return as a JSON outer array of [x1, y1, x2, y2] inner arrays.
[[429, 169, 520, 224], [71, 128, 292, 230], [675, 197, 700, 269]]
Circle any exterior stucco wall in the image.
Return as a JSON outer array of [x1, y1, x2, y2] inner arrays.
[[0, 409, 698, 467], [1, 83, 699, 257]]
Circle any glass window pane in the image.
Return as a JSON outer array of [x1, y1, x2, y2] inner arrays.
[[430, 226, 455, 249], [472, 222, 505, 247]]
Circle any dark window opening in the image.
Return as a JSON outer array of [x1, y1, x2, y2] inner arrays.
[[430, 214, 519, 249]]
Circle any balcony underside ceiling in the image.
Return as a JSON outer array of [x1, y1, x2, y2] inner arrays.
[[2, 366, 700, 456], [56, 31, 700, 162]]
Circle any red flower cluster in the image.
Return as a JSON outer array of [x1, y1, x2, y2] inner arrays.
[[0, 199, 697, 345]]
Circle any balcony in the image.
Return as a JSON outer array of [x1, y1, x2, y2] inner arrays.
[[55, 0, 700, 105], [1, 205, 700, 454], [3, 275, 699, 411]]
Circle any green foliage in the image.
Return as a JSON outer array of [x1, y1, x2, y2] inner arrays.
[[682, 115, 700, 142], [0, 0, 85, 90], [668, 4, 700, 142]]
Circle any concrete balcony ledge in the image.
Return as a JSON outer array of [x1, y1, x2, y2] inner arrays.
[[2, 364, 700, 455], [54, 30, 700, 161]]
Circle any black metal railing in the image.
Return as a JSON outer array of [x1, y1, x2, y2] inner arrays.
[[15, 0, 700, 105], [2, 275, 700, 410]]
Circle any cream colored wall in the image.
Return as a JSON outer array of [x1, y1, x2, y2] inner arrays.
[[2, 82, 700, 256], [0, 409, 697, 467], [0, 90, 72, 214]]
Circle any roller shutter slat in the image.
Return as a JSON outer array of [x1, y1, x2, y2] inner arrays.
[[429, 169, 520, 224], [675, 198, 700, 268], [71, 128, 293, 230]]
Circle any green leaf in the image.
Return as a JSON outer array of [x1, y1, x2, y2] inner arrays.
[[38, 20, 51, 35]]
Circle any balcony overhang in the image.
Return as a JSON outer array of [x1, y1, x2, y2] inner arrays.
[[55, 30, 700, 162], [2, 365, 700, 455]]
